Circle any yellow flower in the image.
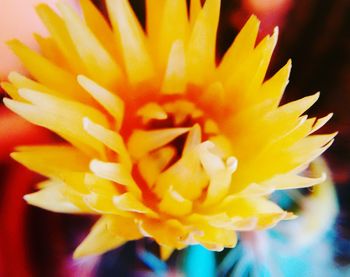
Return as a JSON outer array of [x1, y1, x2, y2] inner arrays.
[[2, 0, 335, 260]]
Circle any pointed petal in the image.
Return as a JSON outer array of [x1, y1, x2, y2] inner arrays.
[[190, 0, 202, 26], [8, 71, 58, 98], [186, 0, 220, 84], [79, 0, 122, 63], [138, 146, 176, 187], [7, 40, 91, 103], [78, 75, 124, 129], [183, 124, 202, 154], [260, 59, 291, 108], [263, 172, 327, 190], [3, 90, 107, 156], [57, 2, 122, 89], [127, 128, 189, 160], [90, 160, 141, 198], [36, 4, 85, 73], [74, 215, 141, 258], [145, 0, 165, 50], [24, 180, 86, 213], [218, 15, 260, 80], [1, 82, 20, 100], [11, 145, 89, 178], [107, 0, 154, 84], [83, 118, 131, 169], [162, 40, 187, 94], [113, 192, 157, 216], [157, 0, 188, 70]]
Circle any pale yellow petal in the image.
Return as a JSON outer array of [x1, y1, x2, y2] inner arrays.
[[90, 159, 141, 198], [24, 180, 86, 213], [113, 192, 157, 216], [262, 172, 327, 190], [78, 75, 124, 129], [6, 88, 108, 155], [83, 118, 131, 169]]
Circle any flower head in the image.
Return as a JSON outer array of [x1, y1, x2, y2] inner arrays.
[[2, 0, 335, 259]]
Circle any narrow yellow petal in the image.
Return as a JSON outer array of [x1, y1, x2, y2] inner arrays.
[[310, 113, 333, 134], [7, 40, 91, 103], [8, 71, 57, 97], [34, 34, 71, 70], [4, 91, 107, 157], [218, 15, 260, 80], [84, 173, 119, 195], [186, 0, 220, 84], [263, 172, 327, 190], [24, 181, 86, 213], [127, 128, 189, 160], [74, 215, 141, 258], [57, 2, 122, 89], [162, 40, 187, 94], [11, 145, 89, 178], [83, 118, 131, 169], [1, 82, 21, 100], [145, 0, 165, 51], [90, 160, 141, 198], [79, 0, 122, 63], [83, 192, 127, 215], [183, 124, 202, 154], [260, 59, 291, 108], [157, 0, 188, 70], [36, 4, 86, 73], [190, 0, 202, 26], [270, 92, 320, 121], [107, 0, 154, 84], [78, 75, 124, 130], [113, 192, 157, 216]]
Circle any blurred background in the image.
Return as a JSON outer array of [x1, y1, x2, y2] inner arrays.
[[0, 0, 349, 276]]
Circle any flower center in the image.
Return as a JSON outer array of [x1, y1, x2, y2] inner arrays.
[[123, 97, 236, 216]]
